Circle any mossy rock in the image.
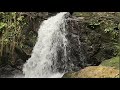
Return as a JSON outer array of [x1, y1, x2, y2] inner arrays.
[[100, 56, 119, 69], [63, 66, 119, 78]]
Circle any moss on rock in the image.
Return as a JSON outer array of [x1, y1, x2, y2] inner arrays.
[[100, 56, 119, 69]]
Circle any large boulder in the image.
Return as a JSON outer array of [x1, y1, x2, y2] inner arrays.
[[62, 66, 119, 78]]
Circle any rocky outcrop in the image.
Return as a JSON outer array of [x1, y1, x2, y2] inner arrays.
[[69, 16, 118, 66]]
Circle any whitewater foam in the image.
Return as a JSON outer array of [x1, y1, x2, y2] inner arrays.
[[23, 12, 70, 78]]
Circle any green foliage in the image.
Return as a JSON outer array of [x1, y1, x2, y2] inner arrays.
[[0, 12, 28, 65], [75, 12, 119, 33], [0, 22, 7, 29], [101, 56, 119, 69]]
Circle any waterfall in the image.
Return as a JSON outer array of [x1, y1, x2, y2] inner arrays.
[[23, 12, 70, 78]]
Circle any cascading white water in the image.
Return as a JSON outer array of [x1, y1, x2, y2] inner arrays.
[[23, 12, 70, 78]]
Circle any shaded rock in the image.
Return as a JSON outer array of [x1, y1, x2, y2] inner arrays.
[[55, 16, 88, 73], [14, 46, 31, 62], [0, 65, 14, 78], [0, 63, 23, 78], [11, 69, 23, 77]]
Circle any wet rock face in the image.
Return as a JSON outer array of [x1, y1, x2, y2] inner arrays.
[[56, 16, 110, 73], [55, 17, 88, 73], [65, 20, 87, 72]]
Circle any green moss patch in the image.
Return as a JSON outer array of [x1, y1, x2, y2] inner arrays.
[[100, 56, 119, 69]]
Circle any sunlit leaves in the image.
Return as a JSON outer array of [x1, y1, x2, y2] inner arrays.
[[0, 12, 27, 61], [0, 22, 7, 29]]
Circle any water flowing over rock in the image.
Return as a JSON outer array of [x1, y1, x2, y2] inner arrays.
[[23, 12, 87, 78]]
